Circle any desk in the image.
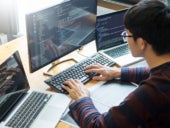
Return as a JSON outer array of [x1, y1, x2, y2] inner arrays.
[[0, 36, 147, 127], [98, 0, 128, 10], [0, 36, 98, 128]]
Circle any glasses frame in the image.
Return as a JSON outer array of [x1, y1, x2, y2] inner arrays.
[[121, 31, 133, 42]]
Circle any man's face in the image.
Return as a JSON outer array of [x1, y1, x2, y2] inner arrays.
[[126, 30, 143, 57]]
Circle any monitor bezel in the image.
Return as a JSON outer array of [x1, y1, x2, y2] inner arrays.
[[25, 0, 97, 73]]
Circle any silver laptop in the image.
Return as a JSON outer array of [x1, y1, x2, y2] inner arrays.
[[96, 9, 143, 66], [0, 51, 71, 128]]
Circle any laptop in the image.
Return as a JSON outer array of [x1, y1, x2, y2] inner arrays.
[[0, 51, 71, 128], [96, 9, 143, 66]]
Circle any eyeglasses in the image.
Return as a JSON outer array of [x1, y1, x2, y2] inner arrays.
[[121, 31, 133, 42]]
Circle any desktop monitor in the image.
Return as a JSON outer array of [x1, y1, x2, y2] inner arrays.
[[26, 0, 97, 73]]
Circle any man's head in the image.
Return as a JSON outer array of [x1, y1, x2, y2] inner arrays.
[[124, 0, 170, 55]]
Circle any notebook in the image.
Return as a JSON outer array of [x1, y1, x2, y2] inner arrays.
[[0, 51, 71, 128], [96, 9, 143, 66]]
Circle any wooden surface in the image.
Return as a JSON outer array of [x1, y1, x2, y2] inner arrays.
[[0, 2, 128, 127], [98, 0, 128, 10], [0, 36, 98, 128]]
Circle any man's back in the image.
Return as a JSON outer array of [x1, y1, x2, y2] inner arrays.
[[123, 62, 170, 127]]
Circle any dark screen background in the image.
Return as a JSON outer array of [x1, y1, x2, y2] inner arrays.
[[26, 0, 97, 72], [96, 9, 127, 51]]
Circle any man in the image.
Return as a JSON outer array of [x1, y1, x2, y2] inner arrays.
[[62, 0, 170, 127]]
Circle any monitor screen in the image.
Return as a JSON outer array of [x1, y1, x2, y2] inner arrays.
[[96, 9, 127, 51], [26, 0, 97, 72], [0, 51, 29, 121]]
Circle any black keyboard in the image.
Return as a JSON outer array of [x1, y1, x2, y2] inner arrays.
[[44, 53, 115, 94]]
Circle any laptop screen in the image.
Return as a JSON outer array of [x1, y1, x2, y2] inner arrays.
[[0, 51, 29, 121], [96, 9, 128, 51]]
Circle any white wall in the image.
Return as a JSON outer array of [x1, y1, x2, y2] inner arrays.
[[0, 0, 18, 41], [17, 0, 66, 35]]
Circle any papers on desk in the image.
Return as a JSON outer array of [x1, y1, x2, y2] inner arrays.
[[90, 79, 137, 113], [97, 6, 115, 16], [61, 79, 137, 127]]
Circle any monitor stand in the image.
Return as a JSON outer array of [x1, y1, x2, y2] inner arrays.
[[43, 46, 88, 76], [43, 58, 78, 76]]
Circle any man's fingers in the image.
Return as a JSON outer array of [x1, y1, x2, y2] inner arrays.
[[85, 63, 102, 70], [63, 78, 78, 89], [85, 68, 103, 75]]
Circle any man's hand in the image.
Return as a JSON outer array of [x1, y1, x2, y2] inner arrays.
[[85, 63, 121, 81], [62, 79, 90, 100]]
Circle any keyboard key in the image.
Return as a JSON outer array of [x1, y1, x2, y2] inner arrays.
[[104, 44, 130, 58], [6, 92, 51, 128], [44, 53, 115, 94]]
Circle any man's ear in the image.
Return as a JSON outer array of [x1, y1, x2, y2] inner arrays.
[[136, 38, 147, 51]]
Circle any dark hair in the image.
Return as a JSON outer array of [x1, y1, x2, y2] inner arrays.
[[124, 0, 170, 55]]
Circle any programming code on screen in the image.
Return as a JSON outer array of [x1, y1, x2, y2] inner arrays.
[[26, 0, 97, 72], [96, 10, 126, 51]]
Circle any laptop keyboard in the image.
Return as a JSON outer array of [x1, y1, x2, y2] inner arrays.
[[44, 53, 115, 94], [6, 91, 52, 128], [104, 44, 130, 58]]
